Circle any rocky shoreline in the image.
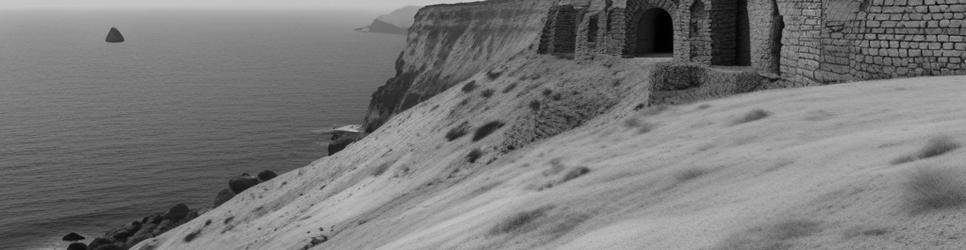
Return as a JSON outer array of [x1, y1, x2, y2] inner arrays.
[[61, 170, 278, 250]]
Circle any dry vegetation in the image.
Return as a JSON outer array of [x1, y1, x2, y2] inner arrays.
[[371, 162, 392, 176], [503, 83, 518, 93], [715, 219, 820, 250], [674, 168, 708, 182], [904, 167, 966, 212], [732, 109, 771, 125], [466, 149, 484, 163], [481, 89, 496, 98], [529, 100, 541, 111], [473, 121, 505, 142], [489, 205, 554, 235], [892, 136, 960, 165], [561, 167, 591, 183], [462, 81, 478, 93], [445, 122, 470, 141], [623, 117, 655, 134]]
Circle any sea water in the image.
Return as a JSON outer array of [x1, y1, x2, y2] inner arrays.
[[0, 8, 404, 249]]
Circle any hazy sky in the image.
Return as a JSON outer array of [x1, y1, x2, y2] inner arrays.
[[1, 0, 471, 11]]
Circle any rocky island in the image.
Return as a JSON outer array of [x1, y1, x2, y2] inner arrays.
[[105, 27, 124, 43], [354, 6, 421, 35], [70, 0, 966, 249]]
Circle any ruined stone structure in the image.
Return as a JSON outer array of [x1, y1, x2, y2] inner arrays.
[[539, 0, 966, 85]]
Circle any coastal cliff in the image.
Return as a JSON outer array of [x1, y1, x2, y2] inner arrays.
[[128, 0, 966, 249], [361, 0, 556, 132], [356, 6, 422, 35]]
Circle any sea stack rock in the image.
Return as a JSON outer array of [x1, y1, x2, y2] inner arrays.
[[105, 27, 125, 43]]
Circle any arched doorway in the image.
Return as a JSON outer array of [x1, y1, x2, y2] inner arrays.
[[633, 8, 673, 56]]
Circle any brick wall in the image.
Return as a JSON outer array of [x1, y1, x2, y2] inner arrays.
[[841, 0, 966, 81], [554, 0, 966, 86]]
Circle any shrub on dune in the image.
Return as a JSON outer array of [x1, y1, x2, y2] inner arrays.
[[466, 148, 484, 163], [732, 109, 770, 125], [905, 167, 966, 212], [445, 122, 470, 141], [892, 136, 960, 165], [462, 81, 478, 93], [473, 121, 505, 141]]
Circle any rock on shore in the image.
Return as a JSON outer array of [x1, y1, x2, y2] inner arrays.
[[65, 170, 280, 249]]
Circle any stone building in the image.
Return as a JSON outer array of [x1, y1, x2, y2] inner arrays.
[[539, 0, 966, 85]]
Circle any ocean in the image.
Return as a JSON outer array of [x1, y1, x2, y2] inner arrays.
[[0, 8, 404, 249]]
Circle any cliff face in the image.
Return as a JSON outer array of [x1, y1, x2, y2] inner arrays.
[[128, 0, 966, 247], [362, 0, 555, 132], [359, 6, 421, 35]]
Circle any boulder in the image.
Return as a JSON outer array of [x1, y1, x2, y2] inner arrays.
[[86, 238, 112, 250], [66, 242, 87, 250], [91, 245, 125, 250], [229, 175, 260, 194], [111, 231, 131, 242], [62, 232, 85, 241], [213, 188, 235, 207], [122, 221, 142, 234], [126, 223, 159, 246], [163, 203, 190, 222], [257, 170, 278, 182]]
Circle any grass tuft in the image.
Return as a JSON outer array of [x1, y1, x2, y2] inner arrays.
[[445, 122, 470, 141], [473, 121, 505, 141], [640, 105, 669, 116], [562, 167, 591, 182], [529, 100, 541, 111], [371, 162, 392, 176], [503, 83, 518, 93], [674, 168, 708, 182], [623, 117, 641, 128], [487, 70, 503, 79], [905, 167, 966, 212], [489, 206, 554, 235], [715, 219, 819, 250], [732, 109, 771, 125], [461, 81, 478, 93], [481, 89, 496, 98], [184, 229, 201, 242], [466, 149, 484, 163], [892, 136, 960, 165]]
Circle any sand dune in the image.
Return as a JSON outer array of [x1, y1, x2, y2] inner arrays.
[[135, 57, 966, 250]]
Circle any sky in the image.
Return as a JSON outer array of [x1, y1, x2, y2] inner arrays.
[[0, 0, 471, 11]]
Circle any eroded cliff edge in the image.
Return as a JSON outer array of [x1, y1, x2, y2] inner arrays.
[[128, 0, 966, 248], [361, 0, 555, 132]]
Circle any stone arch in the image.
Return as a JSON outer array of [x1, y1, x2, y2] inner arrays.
[[623, 0, 677, 57], [627, 8, 673, 56]]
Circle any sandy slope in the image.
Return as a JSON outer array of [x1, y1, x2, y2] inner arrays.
[[135, 56, 966, 250]]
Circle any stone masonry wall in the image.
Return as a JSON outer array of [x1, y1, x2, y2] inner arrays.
[[554, 0, 966, 86], [842, 0, 966, 81], [539, 5, 581, 55]]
